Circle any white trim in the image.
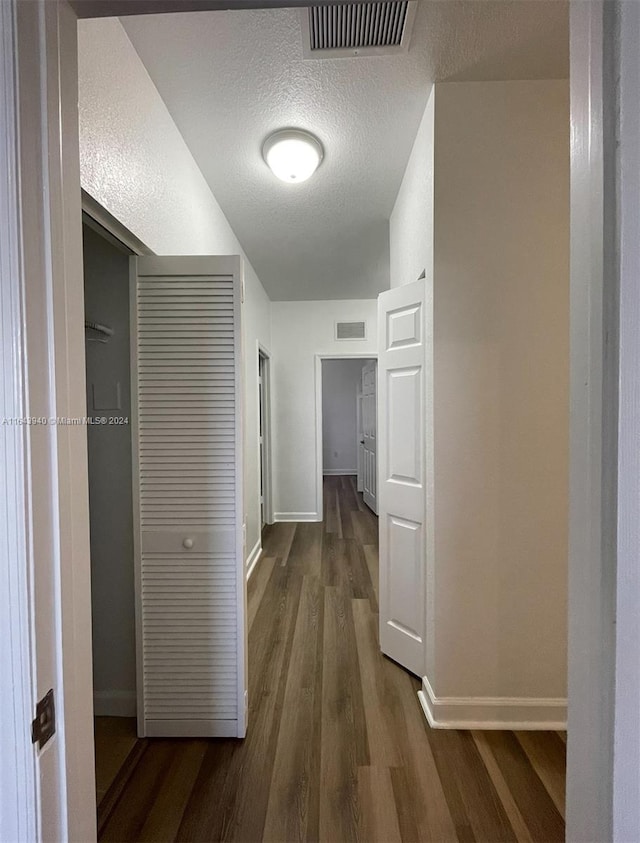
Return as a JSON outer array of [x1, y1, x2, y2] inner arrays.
[[0, 3, 37, 840], [567, 3, 618, 840], [1, 3, 97, 838], [19, 2, 96, 840], [322, 469, 357, 476], [418, 676, 567, 731], [245, 539, 262, 580], [614, 5, 640, 839], [274, 512, 321, 523], [356, 385, 364, 492], [81, 189, 152, 257], [128, 259, 144, 740], [236, 258, 247, 739], [93, 691, 136, 718], [315, 353, 378, 521], [257, 342, 274, 526]]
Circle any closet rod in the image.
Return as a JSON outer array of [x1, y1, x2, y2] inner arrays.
[[85, 319, 114, 339]]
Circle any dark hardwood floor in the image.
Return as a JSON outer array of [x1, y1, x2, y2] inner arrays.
[[98, 475, 566, 842]]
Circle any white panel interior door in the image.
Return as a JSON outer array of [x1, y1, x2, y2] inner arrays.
[[377, 281, 426, 677], [362, 360, 378, 514], [131, 255, 246, 738], [356, 386, 364, 492]]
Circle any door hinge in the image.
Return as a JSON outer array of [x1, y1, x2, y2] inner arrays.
[[31, 689, 56, 750]]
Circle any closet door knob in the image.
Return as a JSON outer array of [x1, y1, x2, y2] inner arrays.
[[182, 537, 194, 550]]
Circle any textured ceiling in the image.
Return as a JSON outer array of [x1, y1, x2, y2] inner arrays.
[[121, 1, 568, 301]]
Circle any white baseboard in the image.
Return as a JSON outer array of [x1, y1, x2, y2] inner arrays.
[[143, 719, 239, 738], [274, 512, 321, 522], [245, 539, 262, 580], [322, 469, 357, 476], [94, 690, 136, 718], [418, 675, 567, 730]]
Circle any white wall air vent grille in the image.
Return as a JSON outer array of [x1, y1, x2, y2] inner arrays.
[[302, 1, 416, 59], [336, 320, 367, 341]]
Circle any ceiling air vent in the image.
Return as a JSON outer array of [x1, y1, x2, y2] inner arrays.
[[301, 1, 417, 59], [336, 320, 367, 341]]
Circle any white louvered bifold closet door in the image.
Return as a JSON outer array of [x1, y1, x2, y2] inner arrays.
[[130, 256, 246, 738]]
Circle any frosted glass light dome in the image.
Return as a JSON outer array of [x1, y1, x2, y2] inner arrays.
[[262, 129, 324, 184]]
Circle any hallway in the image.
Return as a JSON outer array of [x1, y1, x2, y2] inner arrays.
[[97, 476, 565, 842]]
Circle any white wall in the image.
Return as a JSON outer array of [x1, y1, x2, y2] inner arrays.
[[322, 359, 374, 474], [271, 301, 377, 520], [83, 224, 136, 716], [390, 87, 434, 288], [390, 79, 570, 724], [431, 80, 570, 709], [77, 18, 270, 562]]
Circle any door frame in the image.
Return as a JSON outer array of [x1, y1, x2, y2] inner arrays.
[[84, 184, 149, 735], [356, 385, 364, 493], [360, 359, 378, 515], [82, 189, 154, 258], [315, 353, 377, 521], [0, 3, 96, 840], [566, 3, 640, 839], [0, 4, 37, 838], [2, 0, 638, 839], [257, 343, 274, 528]]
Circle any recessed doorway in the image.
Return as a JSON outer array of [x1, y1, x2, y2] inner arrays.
[[317, 356, 378, 519]]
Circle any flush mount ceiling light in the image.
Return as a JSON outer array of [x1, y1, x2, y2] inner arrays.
[[262, 129, 324, 184]]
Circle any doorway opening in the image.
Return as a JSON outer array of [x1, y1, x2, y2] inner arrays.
[[317, 356, 378, 519], [80, 201, 154, 827], [82, 217, 138, 812], [1, 1, 598, 837]]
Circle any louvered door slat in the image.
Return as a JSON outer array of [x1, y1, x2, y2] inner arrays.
[[131, 255, 245, 739]]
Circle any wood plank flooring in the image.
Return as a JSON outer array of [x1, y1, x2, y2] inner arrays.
[[94, 717, 138, 805], [98, 475, 566, 843]]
